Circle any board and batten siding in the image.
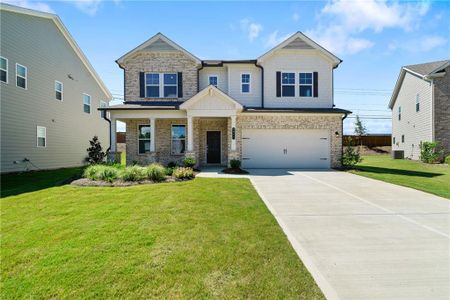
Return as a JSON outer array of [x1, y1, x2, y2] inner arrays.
[[199, 67, 228, 93], [261, 49, 333, 108], [0, 10, 109, 173], [391, 72, 433, 160]]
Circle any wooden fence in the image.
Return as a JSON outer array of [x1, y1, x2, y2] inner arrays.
[[344, 135, 391, 147]]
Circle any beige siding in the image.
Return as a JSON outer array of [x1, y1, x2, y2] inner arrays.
[[226, 64, 262, 107], [199, 67, 228, 93], [392, 72, 433, 159], [0, 10, 109, 172], [261, 49, 333, 108]]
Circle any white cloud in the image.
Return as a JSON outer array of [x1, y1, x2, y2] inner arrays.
[[292, 12, 299, 22], [2, 0, 54, 13], [72, 0, 103, 16], [389, 35, 447, 53], [240, 18, 263, 42], [265, 30, 293, 48]]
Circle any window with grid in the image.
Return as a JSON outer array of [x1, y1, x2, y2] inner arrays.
[[282, 72, 295, 97]]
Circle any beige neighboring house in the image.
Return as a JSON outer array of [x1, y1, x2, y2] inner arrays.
[[101, 32, 350, 169], [0, 4, 112, 173], [389, 60, 450, 160]]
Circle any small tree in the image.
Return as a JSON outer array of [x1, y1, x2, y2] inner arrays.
[[354, 115, 367, 149], [419, 141, 443, 163], [86, 136, 106, 164]]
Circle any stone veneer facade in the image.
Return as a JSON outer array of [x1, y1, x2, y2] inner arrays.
[[433, 65, 450, 157], [124, 114, 343, 168], [121, 51, 198, 101]]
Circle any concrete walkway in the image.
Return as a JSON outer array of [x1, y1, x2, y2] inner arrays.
[[247, 170, 450, 300]]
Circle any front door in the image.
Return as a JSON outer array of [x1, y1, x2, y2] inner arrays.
[[206, 131, 221, 164]]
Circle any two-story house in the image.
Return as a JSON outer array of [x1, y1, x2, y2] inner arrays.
[[0, 4, 112, 173], [102, 32, 350, 169], [389, 60, 449, 160]]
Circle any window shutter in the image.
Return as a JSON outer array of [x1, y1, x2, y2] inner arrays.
[[313, 72, 318, 98], [139, 72, 145, 98], [177, 72, 183, 98], [276, 71, 281, 97]]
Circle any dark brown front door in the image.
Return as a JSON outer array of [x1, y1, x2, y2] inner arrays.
[[207, 131, 221, 164]]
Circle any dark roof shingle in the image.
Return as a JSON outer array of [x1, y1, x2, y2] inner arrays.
[[404, 60, 449, 76]]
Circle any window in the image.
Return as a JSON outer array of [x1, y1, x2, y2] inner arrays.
[[138, 124, 151, 154], [401, 135, 405, 143], [281, 72, 295, 97], [241, 73, 250, 93], [37, 126, 46, 147], [398, 106, 401, 121], [171, 125, 186, 154], [299, 72, 313, 97], [393, 137, 396, 144], [16, 63, 27, 89], [416, 94, 420, 112], [163, 73, 177, 97], [145, 73, 160, 97], [83, 94, 91, 114], [209, 75, 218, 87], [0, 56, 7, 83], [99, 100, 107, 118], [55, 81, 63, 101]]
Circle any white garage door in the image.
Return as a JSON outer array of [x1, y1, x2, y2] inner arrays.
[[242, 129, 331, 169]]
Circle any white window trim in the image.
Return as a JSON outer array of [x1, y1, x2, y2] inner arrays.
[[398, 106, 401, 121], [145, 72, 178, 98], [240, 72, 251, 94], [299, 71, 314, 98], [0, 56, 8, 84], [137, 123, 151, 154], [208, 75, 219, 87], [36, 126, 46, 148], [171, 124, 186, 155], [281, 71, 295, 97], [99, 100, 107, 118], [55, 80, 63, 101], [83, 93, 91, 114], [16, 63, 27, 89]]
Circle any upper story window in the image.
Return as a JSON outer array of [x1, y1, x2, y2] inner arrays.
[[401, 134, 405, 143], [16, 63, 27, 89], [145, 73, 178, 98], [299, 73, 313, 97], [398, 106, 401, 121], [171, 125, 186, 155], [37, 126, 46, 147], [241, 73, 250, 93], [209, 75, 218, 87], [416, 94, 420, 112], [83, 94, 91, 114], [55, 81, 63, 101], [0, 56, 7, 83], [163, 73, 177, 97], [138, 124, 151, 154], [99, 101, 107, 118], [145, 73, 160, 97], [282, 72, 295, 97]]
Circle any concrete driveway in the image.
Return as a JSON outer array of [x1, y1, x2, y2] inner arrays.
[[249, 170, 450, 300]]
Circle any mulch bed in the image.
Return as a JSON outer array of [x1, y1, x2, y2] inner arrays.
[[222, 168, 249, 174], [71, 177, 193, 187]]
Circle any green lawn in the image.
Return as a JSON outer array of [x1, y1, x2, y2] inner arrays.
[[1, 172, 323, 299], [350, 155, 450, 199]]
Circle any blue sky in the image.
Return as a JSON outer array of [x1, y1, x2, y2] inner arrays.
[[6, 0, 450, 133]]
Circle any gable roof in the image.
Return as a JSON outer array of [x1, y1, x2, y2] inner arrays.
[[116, 33, 202, 67], [179, 85, 243, 111], [388, 60, 449, 109], [257, 32, 342, 68], [0, 3, 111, 99]]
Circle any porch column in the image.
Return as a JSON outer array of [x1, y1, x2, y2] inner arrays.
[[231, 115, 236, 151], [150, 117, 156, 152], [187, 116, 194, 152], [110, 117, 117, 152]]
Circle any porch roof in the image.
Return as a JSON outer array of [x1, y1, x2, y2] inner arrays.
[[99, 101, 182, 110], [244, 107, 352, 114]]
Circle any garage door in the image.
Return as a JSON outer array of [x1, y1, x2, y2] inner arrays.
[[241, 129, 330, 169]]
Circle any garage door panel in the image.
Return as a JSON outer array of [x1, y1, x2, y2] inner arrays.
[[242, 129, 330, 169]]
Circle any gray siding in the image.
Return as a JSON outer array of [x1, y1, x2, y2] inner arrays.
[[0, 10, 109, 172], [199, 67, 228, 93]]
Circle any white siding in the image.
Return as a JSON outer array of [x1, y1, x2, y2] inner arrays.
[[199, 67, 228, 93], [392, 72, 433, 159], [261, 49, 333, 108], [226, 64, 262, 107]]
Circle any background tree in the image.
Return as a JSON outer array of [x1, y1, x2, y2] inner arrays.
[[354, 115, 367, 149], [86, 136, 106, 164]]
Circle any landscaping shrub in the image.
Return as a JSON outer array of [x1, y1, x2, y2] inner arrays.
[[83, 165, 119, 182], [120, 165, 146, 181], [445, 155, 450, 166], [83, 165, 102, 180], [146, 163, 166, 182], [420, 141, 443, 163], [230, 159, 241, 169], [342, 146, 362, 168], [182, 157, 196, 168], [85, 136, 106, 164], [165, 167, 174, 176], [173, 167, 194, 179], [167, 161, 177, 168]]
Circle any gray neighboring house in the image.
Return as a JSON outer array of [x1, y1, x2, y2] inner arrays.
[[0, 4, 112, 173], [102, 32, 350, 169], [389, 60, 450, 160]]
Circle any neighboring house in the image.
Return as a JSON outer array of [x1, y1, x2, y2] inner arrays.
[[102, 32, 350, 169], [0, 4, 112, 173], [389, 60, 450, 160]]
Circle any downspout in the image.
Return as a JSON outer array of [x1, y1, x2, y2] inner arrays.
[[197, 62, 204, 93], [102, 111, 112, 153], [255, 62, 264, 108]]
